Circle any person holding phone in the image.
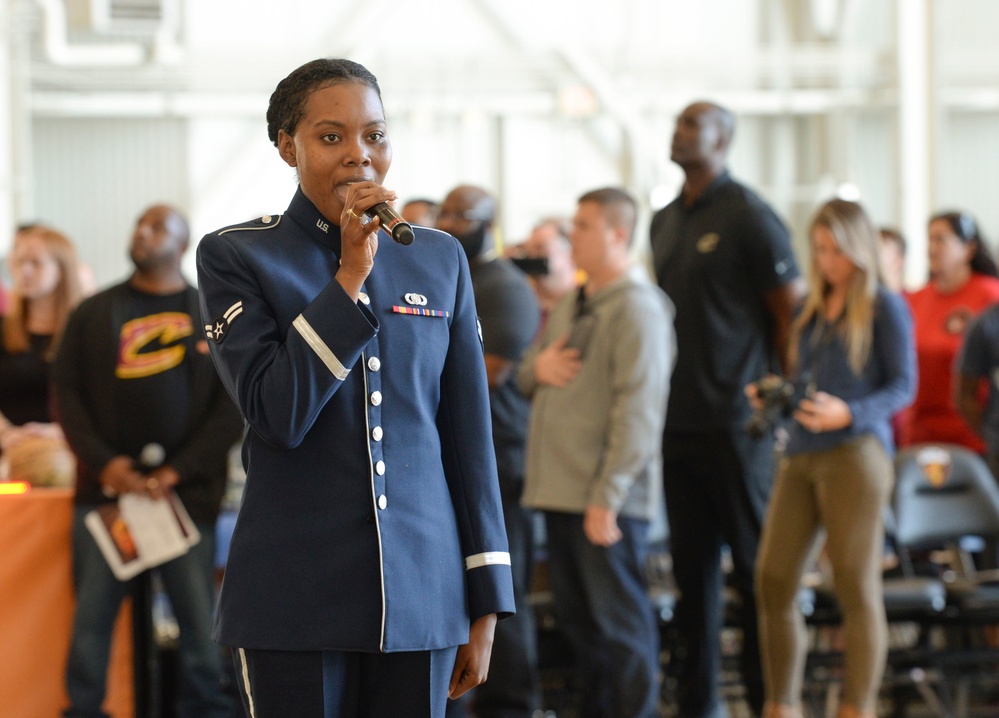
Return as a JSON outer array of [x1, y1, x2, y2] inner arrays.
[[518, 187, 675, 718]]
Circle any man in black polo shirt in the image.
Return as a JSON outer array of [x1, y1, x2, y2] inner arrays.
[[650, 102, 802, 718], [437, 185, 542, 718]]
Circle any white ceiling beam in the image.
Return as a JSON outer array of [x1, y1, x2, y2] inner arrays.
[[42, 85, 993, 120]]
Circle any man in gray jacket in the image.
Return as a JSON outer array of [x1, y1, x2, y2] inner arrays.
[[518, 187, 675, 718]]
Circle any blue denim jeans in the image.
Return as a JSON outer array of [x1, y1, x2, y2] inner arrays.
[[64, 504, 229, 718], [544, 511, 660, 718]]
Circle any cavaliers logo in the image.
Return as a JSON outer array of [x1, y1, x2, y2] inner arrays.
[[116, 312, 193, 379], [915, 445, 952, 488]]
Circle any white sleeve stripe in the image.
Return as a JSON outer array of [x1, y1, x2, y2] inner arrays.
[[293, 315, 350, 380], [237, 648, 257, 718], [465, 551, 512, 570]]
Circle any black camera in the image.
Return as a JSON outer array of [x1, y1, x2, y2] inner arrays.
[[745, 375, 815, 439]]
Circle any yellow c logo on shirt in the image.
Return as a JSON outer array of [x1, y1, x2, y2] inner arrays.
[[116, 312, 193, 379]]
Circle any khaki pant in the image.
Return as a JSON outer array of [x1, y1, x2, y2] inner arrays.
[[755, 434, 893, 711]]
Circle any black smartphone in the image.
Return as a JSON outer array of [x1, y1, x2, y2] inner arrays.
[[565, 315, 597, 357]]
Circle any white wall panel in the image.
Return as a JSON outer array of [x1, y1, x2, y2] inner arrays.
[[500, 115, 626, 246], [849, 110, 897, 230], [937, 112, 999, 248], [31, 117, 188, 289]]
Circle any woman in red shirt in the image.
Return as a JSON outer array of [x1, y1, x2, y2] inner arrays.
[[901, 211, 999, 451]]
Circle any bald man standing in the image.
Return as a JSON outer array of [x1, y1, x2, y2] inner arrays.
[[650, 102, 802, 718]]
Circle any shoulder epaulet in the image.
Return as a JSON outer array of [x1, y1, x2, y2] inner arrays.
[[218, 214, 283, 236]]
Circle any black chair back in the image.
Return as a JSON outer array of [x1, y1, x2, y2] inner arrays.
[[894, 443, 999, 550]]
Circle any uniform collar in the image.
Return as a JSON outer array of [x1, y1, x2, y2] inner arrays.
[[285, 187, 342, 255]]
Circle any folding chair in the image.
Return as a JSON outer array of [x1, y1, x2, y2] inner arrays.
[[893, 443, 999, 715]]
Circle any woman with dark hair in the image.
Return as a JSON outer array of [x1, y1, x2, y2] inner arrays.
[[0, 225, 83, 459], [752, 199, 915, 718], [196, 58, 514, 717], [900, 210, 999, 450]]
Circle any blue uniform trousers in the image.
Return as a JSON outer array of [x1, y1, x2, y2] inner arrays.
[[233, 645, 459, 717]]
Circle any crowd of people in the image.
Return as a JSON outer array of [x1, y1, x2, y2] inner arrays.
[[4, 55, 999, 718]]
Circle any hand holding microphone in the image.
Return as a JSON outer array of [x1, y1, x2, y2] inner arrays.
[[339, 182, 413, 302], [365, 203, 414, 245], [344, 181, 414, 246]]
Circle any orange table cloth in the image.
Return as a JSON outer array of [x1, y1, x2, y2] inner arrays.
[[0, 488, 133, 718]]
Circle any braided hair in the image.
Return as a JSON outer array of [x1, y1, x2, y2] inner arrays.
[[266, 58, 381, 146]]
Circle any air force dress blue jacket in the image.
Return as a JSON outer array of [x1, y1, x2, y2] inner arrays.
[[196, 188, 515, 652]]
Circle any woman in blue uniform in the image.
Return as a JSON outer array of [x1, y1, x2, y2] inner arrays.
[[196, 58, 514, 718]]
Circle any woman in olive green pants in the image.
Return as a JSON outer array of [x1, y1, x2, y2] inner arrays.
[[750, 199, 916, 718]]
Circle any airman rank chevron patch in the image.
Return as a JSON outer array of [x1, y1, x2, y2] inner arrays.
[[205, 300, 243, 342]]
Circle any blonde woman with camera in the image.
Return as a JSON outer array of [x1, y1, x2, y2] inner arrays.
[[749, 199, 916, 718]]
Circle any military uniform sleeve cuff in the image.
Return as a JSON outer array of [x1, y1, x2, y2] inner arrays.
[[464, 551, 511, 570], [293, 315, 350, 380]]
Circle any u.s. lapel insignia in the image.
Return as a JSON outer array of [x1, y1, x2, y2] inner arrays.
[[205, 300, 243, 343], [404, 292, 428, 306]]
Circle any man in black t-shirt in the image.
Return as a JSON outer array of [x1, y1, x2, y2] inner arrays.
[[650, 102, 802, 718], [54, 205, 241, 718], [438, 185, 542, 718]]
